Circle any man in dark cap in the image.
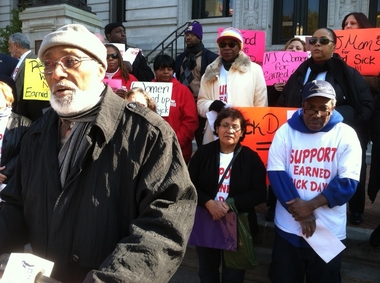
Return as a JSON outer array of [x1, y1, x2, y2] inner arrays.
[[104, 22, 154, 81], [267, 80, 361, 283], [175, 21, 218, 148]]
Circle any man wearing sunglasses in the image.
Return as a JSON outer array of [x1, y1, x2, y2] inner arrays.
[[0, 24, 197, 282], [197, 27, 267, 145], [268, 80, 361, 283]]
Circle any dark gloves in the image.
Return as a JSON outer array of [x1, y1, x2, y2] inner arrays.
[[209, 100, 225, 113]]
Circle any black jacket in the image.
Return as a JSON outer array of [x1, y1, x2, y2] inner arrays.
[[130, 49, 155, 81], [1, 112, 31, 183], [0, 87, 197, 283], [188, 140, 267, 236], [175, 47, 218, 81]]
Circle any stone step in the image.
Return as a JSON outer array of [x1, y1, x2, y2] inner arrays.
[[170, 213, 380, 283]]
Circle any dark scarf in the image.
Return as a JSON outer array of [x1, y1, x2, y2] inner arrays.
[[179, 42, 204, 87], [222, 58, 232, 71], [306, 53, 364, 117], [58, 98, 102, 188]]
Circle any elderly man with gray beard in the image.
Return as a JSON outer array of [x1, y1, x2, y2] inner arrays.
[[0, 24, 197, 283]]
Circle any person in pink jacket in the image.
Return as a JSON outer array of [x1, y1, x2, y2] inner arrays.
[[153, 54, 198, 163], [197, 27, 268, 144]]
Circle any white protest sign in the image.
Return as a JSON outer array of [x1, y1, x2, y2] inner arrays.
[[131, 81, 172, 116]]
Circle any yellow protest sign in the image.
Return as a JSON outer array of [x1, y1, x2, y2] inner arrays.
[[23, 59, 50, 101]]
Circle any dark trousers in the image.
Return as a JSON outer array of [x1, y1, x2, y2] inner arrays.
[[196, 246, 245, 283], [195, 115, 206, 148], [348, 145, 367, 214], [268, 232, 343, 283]]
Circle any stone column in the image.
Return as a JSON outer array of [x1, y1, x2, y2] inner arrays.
[[19, 4, 103, 55]]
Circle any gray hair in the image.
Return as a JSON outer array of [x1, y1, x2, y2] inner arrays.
[[9, 33, 31, 50]]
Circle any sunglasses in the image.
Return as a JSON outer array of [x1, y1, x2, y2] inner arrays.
[[218, 42, 239, 48], [106, 53, 118, 59], [309, 37, 334, 45]]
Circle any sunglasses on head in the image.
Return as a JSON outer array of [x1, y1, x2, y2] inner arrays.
[[106, 53, 118, 59], [218, 42, 239, 48], [309, 37, 334, 45]]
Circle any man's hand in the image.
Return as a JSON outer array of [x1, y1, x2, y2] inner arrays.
[[299, 215, 316, 238], [286, 198, 314, 221], [0, 166, 6, 185], [205, 200, 229, 220]]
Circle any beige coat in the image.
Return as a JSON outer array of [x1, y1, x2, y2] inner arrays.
[[197, 51, 268, 144]]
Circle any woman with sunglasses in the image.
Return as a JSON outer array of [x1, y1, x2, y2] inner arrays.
[[188, 107, 267, 283], [277, 28, 374, 225], [197, 27, 267, 145], [104, 44, 138, 98]]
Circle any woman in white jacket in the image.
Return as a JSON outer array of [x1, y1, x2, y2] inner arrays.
[[197, 27, 267, 144]]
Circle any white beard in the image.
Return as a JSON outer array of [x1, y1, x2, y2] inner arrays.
[[50, 82, 105, 115]]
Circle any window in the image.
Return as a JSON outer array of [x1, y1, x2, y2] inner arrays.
[[192, 0, 233, 19], [369, 0, 380, 27], [272, 0, 327, 45]]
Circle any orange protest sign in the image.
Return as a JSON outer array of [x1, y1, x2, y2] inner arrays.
[[238, 107, 297, 167], [334, 28, 380, 76]]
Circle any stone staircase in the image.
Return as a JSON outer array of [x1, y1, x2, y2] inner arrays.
[[169, 213, 380, 283]]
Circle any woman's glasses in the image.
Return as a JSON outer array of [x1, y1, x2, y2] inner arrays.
[[218, 42, 239, 49], [309, 37, 334, 46], [106, 53, 118, 60]]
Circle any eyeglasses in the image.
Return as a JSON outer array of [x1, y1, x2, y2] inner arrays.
[[309, 37, 334, 46], [218, 42, 239, 49], [219, 123, 241, 132], [107, 53, 118, 60], [42, 55, 96, 74], [303, 109, 331, 117]]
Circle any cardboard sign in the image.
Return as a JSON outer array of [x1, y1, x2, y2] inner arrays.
[[130, 81, 172, 116], [218, 28, 266, 65], [262, 51, 308, 85], [2, 253, 54, 282], [335, 28, 380, 75], [103, 78, 122, 92], [239, 107, 297, 167], [23, 59, 50, 101]]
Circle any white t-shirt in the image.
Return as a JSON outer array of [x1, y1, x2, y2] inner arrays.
[[218, 66, 228, 103], [215, 152, 233, 201], [267, 121, 361, 240]]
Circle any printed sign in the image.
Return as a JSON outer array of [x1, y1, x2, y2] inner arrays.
[[239, 107, 297, 167], [262, 51, 308, 85], [217, 28, 266, 65], [23, 59, 50, 101], [131, 81, 172, 116], [335, 28, 380, 75]]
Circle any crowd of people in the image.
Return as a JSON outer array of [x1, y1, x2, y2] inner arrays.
[[0, 12, 378, 283]]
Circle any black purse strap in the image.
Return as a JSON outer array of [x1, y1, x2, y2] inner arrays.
[[218, 145, 242, 187]]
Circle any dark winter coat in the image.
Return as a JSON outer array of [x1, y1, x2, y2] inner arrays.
[[188, 140, 267, 237], [0, 87, 197, 283]]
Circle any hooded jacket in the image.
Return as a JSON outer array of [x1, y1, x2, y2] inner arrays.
[[152, 77, 198, 163], [267, 109, 361, 246]]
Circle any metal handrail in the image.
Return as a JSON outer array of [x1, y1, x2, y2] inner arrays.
[[145, 21, 191, 64]]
